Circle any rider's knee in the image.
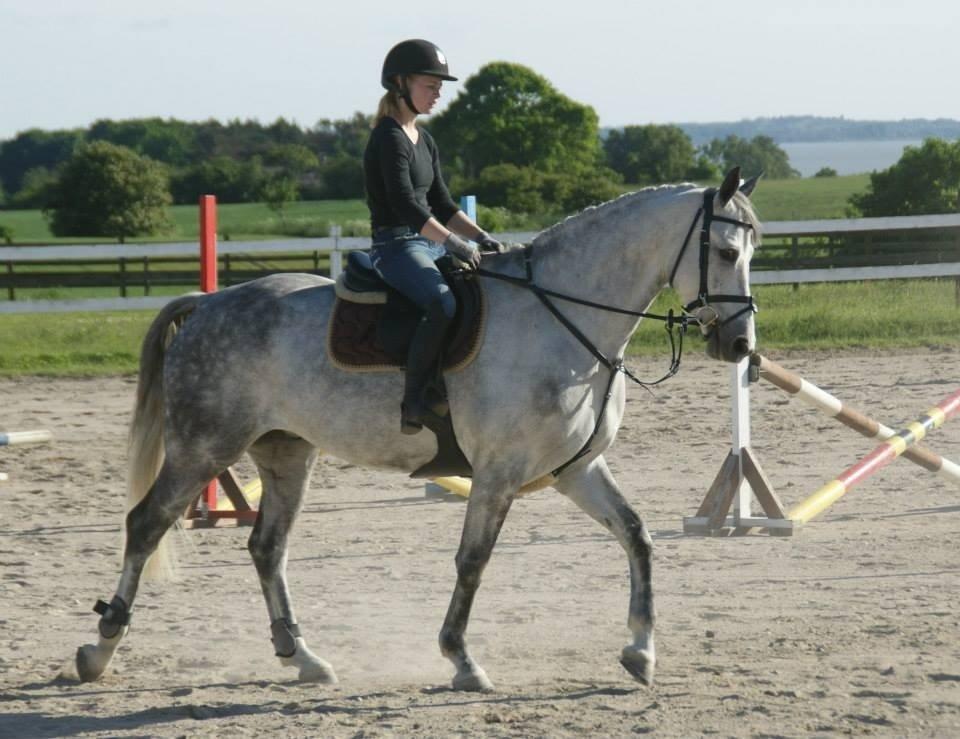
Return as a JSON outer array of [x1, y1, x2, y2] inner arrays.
[[428, 288, 457, 324]]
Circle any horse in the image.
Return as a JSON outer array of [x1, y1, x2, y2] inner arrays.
[[71, 167, 761, 692]]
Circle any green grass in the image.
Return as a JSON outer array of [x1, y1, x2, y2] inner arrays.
[[1, 280, 955, 376], [0, 199, 369, 244], [748, 174, 870, 221], [0, 311, 154, 375], [628, 279, 958, 355]]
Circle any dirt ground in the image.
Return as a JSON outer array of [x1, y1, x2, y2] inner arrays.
[[1, 349, 959, 738]]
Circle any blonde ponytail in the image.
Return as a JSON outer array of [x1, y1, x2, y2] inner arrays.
[[375, 90, 405, 124]]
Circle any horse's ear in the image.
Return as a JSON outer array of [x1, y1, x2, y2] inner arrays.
[[718, 166, 741, 206], [739, 172, 763, 198]]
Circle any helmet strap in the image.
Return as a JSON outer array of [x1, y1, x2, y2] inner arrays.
[[399, 78, 420, 115]]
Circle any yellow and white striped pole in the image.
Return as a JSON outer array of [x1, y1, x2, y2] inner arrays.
[[788, 388, 960, 524], [753, 354, 960, 486]]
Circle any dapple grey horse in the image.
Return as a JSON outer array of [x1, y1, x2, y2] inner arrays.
[[72, 168, 760, 691]]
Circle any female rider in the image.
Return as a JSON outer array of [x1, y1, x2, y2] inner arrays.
[[364, 39, 503, 434]]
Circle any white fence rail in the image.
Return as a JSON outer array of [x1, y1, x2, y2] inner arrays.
[[1, 213, 958, 314]]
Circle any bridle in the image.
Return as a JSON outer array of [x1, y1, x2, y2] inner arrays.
[[470, 186, 758, 477], [668, 187, 758, 335]]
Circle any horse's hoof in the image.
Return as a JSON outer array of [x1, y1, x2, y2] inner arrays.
[[75, 644, 108, 683], [298, 661, 338, 684], [620, 645, 655, 686], [452, 667, 494, 692]]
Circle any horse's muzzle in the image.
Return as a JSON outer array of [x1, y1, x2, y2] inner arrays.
[[705, 329, 754, 363]]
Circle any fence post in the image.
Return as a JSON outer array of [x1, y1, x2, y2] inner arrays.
[[200, 194, 218, 294], [199, 194, 218, 511], [461, 194, 477, 223], [329, 225, 343, 278], [119, 257, 127, 297], [143, 256, 151, 296], [6, 262, 13, 301]]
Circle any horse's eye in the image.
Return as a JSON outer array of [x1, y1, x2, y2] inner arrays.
[[719, 247, 739, 262]]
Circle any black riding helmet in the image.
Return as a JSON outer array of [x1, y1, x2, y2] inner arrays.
[[381, 39, 456, 114]]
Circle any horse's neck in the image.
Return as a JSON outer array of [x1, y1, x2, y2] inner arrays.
[[530, 197, 682, 358]]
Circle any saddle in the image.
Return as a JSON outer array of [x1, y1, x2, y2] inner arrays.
[[328, 251, 485, 372], [327, 251, 485, 479]]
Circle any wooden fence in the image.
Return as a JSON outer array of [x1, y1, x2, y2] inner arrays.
[[1, 214, 958, 312]]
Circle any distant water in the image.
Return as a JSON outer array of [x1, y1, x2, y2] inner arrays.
[[780, 139, 923, 177]]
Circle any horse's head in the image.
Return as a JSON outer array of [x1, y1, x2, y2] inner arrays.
[[670, 167, 761, 363]]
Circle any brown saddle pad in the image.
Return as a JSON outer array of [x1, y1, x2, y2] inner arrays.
[[327, 278, 485, 372]]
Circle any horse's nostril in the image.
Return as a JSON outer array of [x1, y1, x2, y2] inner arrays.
[[732, 337, 750, 358]]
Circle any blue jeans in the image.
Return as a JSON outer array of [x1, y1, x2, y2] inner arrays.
[[369, 229, 456, 319]]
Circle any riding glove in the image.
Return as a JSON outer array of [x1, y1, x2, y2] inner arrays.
[[444, 233, 481, 269], [476, 231, 506, 253]]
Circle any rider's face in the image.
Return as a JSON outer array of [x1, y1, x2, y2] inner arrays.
[[407, 75, 442, 114]]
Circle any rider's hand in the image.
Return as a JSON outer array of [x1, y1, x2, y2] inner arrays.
[[444, 233, 481, 270], [476, 231, 506, 253]]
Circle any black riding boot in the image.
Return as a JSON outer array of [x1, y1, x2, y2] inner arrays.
[[401, 298, 453, 435]]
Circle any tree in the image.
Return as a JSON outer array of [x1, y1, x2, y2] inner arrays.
[[604, 125, 699, 183], [8, 166, 57, 208], [430, 62, 606, 179], [701, 135, 798, 179], [169, 156, 267, 204], [814, 166, 838, 178], [848, 138, 960, 216], [261, 176, 300, 220], [45, 141, 172, 242], [0, 128, 83, 196]]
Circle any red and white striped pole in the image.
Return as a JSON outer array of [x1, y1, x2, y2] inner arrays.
[[199, 195, 218, 510], [789, 388, 960, 524]]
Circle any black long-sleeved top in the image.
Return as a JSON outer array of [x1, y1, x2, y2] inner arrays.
[[363, 117, 459, 233]]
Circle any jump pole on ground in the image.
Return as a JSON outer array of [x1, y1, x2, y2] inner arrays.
[[752, 354, 960, 486], [788, 388, 960, 524]]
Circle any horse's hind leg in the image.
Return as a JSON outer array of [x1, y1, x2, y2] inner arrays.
[[74, 456, 218, 682], [246, 432, 336, 683], [554, 455, 656, 685]]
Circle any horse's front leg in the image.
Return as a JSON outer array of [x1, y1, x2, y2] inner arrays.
[[439, 474, 515, 692], [554, 455, 656, 685]]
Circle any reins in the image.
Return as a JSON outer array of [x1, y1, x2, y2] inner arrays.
[[465, 186, 757, 477]]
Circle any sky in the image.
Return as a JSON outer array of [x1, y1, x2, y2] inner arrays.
[[1, 0, 958, 140]]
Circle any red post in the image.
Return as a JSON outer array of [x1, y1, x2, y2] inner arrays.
[[199, 195, 218, 510], [199, 194, 218, 293]]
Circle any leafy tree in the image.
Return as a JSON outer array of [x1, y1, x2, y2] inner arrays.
[[604, 125, 699, 183], [261, 176, 300, 220], [169, 156, 267, 204], [0, 224, 13, 244], [848, 138, 960, 216], [88, 118, 197, 166], [701, 135, 798, 179], [468, 163, 622, 214], [8, 167, 57, 208], [312, 155, 365, 199], [45, 141, 172, 242], [264, 143, 319, 175], [814, 166, 838, 178], [0, 128, 83, 196], [308, 113, 372, 159], [430, 62, 605, 179]]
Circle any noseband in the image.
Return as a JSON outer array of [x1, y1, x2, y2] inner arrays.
[[668, 187, 758, 332]]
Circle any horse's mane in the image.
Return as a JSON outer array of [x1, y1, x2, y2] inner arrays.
[[528, 182, 761, 251]]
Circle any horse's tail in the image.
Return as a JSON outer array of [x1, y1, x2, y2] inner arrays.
[[127, 293, 204, 581]]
